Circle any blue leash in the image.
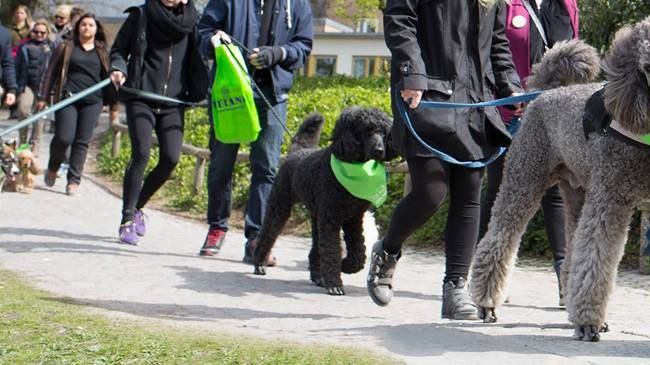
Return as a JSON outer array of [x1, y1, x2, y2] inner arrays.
[[0, 78, 112, 139], [397, 90, 543, 168]]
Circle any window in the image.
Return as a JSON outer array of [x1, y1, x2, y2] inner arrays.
[[298, 55, 337, 77], [352, 56, 391, 77]]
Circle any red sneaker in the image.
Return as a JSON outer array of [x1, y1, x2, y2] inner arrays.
[[199, 229, 226, 256]]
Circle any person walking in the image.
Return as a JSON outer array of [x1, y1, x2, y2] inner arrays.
[[15, 18, 53, 156], [479, 0, 579, 307], [196, 0, 314, 263], [37, 14, 113, 196], [366, 0, 524, 320], [0, 23, 17, 108], [109, 0, 208, 245], [10, 5, 33, 56]]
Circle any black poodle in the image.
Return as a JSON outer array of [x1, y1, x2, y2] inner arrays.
[[252, 107, 395, 295]]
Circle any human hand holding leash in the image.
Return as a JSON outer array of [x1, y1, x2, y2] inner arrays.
[[249, 46, 284, 69], [4, 92, 15, 106], [511, 92, 525, 117], [110, 70, 126, 90], [211, 30, 231, 47], [35, 100, 47, 111], [401, 89, 423, 109]]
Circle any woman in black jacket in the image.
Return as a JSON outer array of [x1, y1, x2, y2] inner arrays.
[[366, 0, 524, 320], [110, 0, 207, 246], [38, 14, 112, 196]]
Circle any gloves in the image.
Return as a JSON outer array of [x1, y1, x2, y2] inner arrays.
[[250, 46, 285, 69]]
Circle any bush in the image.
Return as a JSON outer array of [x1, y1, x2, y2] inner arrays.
[[96, 76, 642, 264]]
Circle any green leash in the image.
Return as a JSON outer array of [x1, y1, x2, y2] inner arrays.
[[330, 155, 388, 208]]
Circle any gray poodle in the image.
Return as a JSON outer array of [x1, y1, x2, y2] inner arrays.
[[252, 107, 395, 295], [471, 18, 650, 342]]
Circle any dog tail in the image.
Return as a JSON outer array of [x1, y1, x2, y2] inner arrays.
[[289, 112, 325, 153], [527, 39, 601, 91]]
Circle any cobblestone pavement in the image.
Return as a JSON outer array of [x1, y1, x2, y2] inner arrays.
[[1, 114, 649, 365]]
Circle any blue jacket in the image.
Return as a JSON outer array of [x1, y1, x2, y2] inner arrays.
[[197, 0, 313, 103], [0, 25, 17, 93]]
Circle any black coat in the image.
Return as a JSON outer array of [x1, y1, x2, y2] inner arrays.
[[110, 5, 209, 104], [384, 0, 523, 160], [0, 26, 17, 94]]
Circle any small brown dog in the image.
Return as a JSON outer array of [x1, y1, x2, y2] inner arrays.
[[14, 149, 41, 193]]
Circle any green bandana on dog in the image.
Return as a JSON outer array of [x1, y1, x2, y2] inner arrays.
[[330, 155, 387, 207]]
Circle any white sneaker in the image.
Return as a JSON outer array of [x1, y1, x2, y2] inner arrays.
[[57, 163, 69, 178]]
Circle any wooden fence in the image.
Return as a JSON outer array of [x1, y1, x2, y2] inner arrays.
[[109, 115, 650, 274]]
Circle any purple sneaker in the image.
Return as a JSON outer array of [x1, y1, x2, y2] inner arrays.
[[119, 222, 139, 245], [134, 210, 146, 237]]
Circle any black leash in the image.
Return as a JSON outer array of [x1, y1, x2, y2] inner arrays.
[[223, 36, 294, 140]]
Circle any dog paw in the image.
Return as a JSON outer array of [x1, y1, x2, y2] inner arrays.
[[573, 325, 602, 342], [600, 322, 610, 333], [478, 307, 497, 323], [310, 276, 325, 287], [326, 286, 345, 296], [254, 265, 266, 275]]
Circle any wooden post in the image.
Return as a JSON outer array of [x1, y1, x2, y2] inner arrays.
[[111, 130, 121, 159], [639, 201, 650, 274], [192, 157, 206, 196]]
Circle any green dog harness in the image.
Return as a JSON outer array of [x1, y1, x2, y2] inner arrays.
[[330, 155, 388, 207]]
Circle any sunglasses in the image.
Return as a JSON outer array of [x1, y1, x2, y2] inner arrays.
[[31, 30, 46, 35], [55, 15, 68, 20]]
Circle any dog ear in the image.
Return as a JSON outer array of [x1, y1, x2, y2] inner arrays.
[[331, 127, 361, 161], [28, 158, 42, 175]]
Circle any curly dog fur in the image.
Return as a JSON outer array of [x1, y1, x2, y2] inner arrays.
[[252, 107, 395, 295], [471, 18, 650, 342]]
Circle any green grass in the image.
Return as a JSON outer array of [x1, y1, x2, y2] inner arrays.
[[0, 270, 401, 365]]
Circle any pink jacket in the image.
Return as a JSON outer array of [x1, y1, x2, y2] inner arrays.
[[499, 0, 579, 124]]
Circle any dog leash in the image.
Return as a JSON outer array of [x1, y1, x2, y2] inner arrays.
[[224, 36, 294, 140], [397, 90, 542, 168], [119, 87, 208, 107], [0, 78, 112, 139]]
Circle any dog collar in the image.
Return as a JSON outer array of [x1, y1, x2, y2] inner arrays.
[[609, 119, 650, 146], [330, 155, 387, 208]]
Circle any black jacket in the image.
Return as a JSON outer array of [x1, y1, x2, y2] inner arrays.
[[110, 5, 209, 104], [0, 25, 17, 94], [384, 0, 523, 160], [15, 39, 53, 92]]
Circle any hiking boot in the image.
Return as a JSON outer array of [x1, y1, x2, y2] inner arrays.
[[134, 210, 147, 237], [66, 183, 79, 196], [442, 278, 479, 320], [366, 240, 400, 307], [243, 238, 277, 266], [44, 170, 57, 187], [119, 221, 139, 245], [199, 229, 226, 256]]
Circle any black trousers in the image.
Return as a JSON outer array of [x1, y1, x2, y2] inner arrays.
[[48, 101, 103, 185], [480, 153, 567, 265], [121, 101, 184, 223], [383, 157, 484, 283]]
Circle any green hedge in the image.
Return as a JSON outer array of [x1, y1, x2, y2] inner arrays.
[[96, 76, 640, 263]]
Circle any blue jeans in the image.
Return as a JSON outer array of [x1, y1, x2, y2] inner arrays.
[[206, 92, 287, 240]]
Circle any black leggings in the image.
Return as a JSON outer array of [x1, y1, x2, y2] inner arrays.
[[121, 101, 184, 223], [48, 101, 102, 184], [383, 157, 484, 282], [480, 153, 566, 264]]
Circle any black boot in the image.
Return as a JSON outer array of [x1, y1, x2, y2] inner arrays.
[[366, 240, 400, 307], [442, 278, 479, 320], [554, 259, 565, 307]]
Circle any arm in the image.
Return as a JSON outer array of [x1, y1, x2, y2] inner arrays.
[[197, 0, 228, 60], [490, 2, 523, 98], [1, 34, 17, 94], [37, 42, 64, 102], [276, 0, 313, 71], [383, 0, 426, 91], [109, 11, 138, 77]]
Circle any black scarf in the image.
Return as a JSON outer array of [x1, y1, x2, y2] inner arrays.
[[145, 0, 197, 43]]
